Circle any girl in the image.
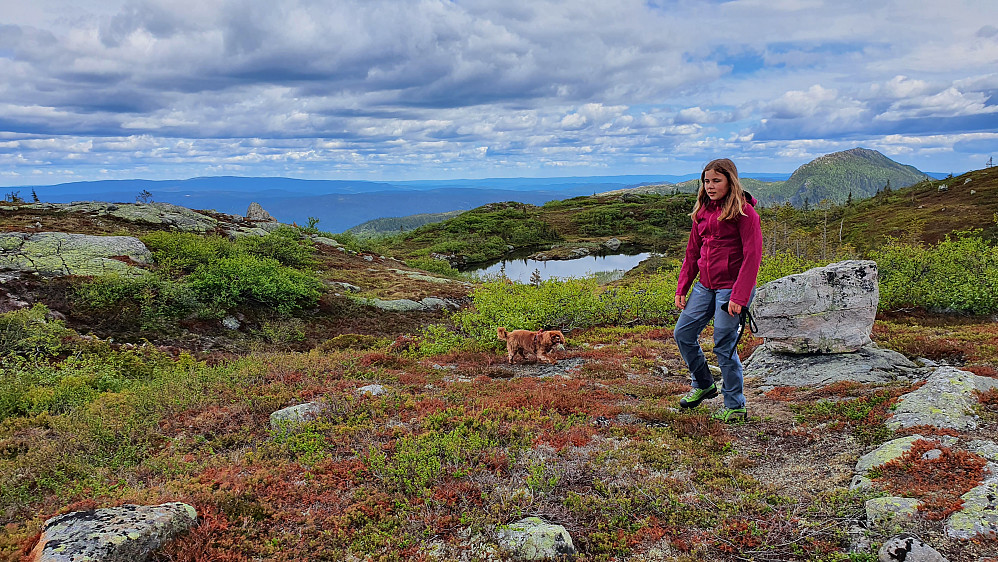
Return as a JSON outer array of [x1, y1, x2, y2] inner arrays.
[[674, 158, 762, 422]]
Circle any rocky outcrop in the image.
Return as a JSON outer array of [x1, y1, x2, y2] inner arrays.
[[365, 297, 462, 312], [887, 367, 998, 430], [744, 345, 920, 390], [22, 202, 220, 233], [752, 260, 879, 353], [945, 465, 998, 539], [496, 516, 576, 560], [0, 232, 152, 277], [28, 502, 196, 562], [246, 202, 276, 222]]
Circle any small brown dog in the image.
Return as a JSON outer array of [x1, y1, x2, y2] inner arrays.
[[497, 327, 565, 364]]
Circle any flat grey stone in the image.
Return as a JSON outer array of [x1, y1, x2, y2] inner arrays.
[[745, 344, 918, 390], [29, 502, 196, 562]]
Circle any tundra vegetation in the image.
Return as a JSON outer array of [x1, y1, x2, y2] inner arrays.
[[0, 167, 996, 561]]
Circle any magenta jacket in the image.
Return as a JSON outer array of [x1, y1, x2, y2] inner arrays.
[[676, 195, 763, 308]]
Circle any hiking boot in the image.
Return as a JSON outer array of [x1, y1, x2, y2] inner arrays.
[[711, 406, 748, 423], [679, 384, 718, 409]]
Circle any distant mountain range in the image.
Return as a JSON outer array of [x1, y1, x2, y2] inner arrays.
[[21, 174, 708, 232], [13, 148, 938, 232]]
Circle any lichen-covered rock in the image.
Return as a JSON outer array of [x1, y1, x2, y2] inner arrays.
[[367, 298, 425, 312], [28, 502, 196, 562], [877, 533, 948, 562], [856, 435, 926, 475], [0, 232, 152, 277], [887, 367, 998, 431], [866, 497, 920, 530], [751, 260, 879, 353], [744, 344, 919, 389], [945, 465, 998, 540], [108, 202, 219, 232], [269, 402, 324, 429], [496, 516, 576, 560], [966, 440, 998, 461]]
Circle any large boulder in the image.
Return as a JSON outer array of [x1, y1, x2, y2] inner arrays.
[[27, 502, 196, 562], [887, 367, 998, 431], [751, 260, 879, 354], [0, 232, 152, 277]]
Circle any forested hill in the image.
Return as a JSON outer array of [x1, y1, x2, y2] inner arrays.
[[783, 147, 930, 206], [596, 147, 930, 207]]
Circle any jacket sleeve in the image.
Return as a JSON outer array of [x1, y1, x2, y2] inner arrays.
[[730, 206, 763, 307], [676, 220, 702, 297]]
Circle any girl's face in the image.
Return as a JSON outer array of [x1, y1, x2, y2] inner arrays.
[[703, 169, 730, 201]]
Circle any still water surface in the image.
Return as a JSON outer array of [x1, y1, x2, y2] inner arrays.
[[469, 252, 653, 283]]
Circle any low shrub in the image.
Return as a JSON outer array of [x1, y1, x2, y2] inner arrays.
[[0, 304, 73, 357], [235, 226, 316, 268], [186, 254, 323, 316], [872, 230, 998, 314], [403, 257, 463, 279]]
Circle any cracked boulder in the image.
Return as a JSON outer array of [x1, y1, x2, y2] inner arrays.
[[0, 232, 152, 277], [27, 502, 196, 562], [751, 260, 879, 354]]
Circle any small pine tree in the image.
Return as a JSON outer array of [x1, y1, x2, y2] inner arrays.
[[530, 269, 542, 286], [31, 189, 40, 203], [846, 190, 853, 206], [136, 189, 153, 203]]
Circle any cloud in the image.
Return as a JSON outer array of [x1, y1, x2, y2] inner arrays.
[[0, 0, 997, 183]]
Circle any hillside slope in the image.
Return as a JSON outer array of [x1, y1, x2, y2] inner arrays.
[[784, 147, 929, 206]]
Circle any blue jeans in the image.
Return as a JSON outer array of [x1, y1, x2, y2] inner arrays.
[[674, 282, 755, 409]]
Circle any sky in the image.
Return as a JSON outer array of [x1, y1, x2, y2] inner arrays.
[[1, 0, 996, 186]]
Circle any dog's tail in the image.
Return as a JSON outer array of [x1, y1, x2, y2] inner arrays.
[[497, 327, 508, 340]]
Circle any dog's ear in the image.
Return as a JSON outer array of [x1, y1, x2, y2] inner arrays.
[[497, 327, 507, 340]]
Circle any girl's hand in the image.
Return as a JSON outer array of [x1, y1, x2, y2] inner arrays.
[[675, 295, 686, 310], [727, 302, 742, 317]]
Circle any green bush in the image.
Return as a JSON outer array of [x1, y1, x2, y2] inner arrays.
[[403, 257, 463, 279], [74, 274, 197, 330], [236, 226, 317, 268], [872, 230, 998, 313], [757, 252, 825, 286], [186, 254, 322, 316], [141, 232, 233, 276], [0, 304, 73, 357]]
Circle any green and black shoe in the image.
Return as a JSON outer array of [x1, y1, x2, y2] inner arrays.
[[679, 384, 718, 409], [711, 406, 748, 423]]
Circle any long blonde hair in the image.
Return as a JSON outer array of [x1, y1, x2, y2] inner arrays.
[[689, 158, 749, 222]]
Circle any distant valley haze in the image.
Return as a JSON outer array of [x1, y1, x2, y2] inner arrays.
[[16, 147, 947, 232]]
